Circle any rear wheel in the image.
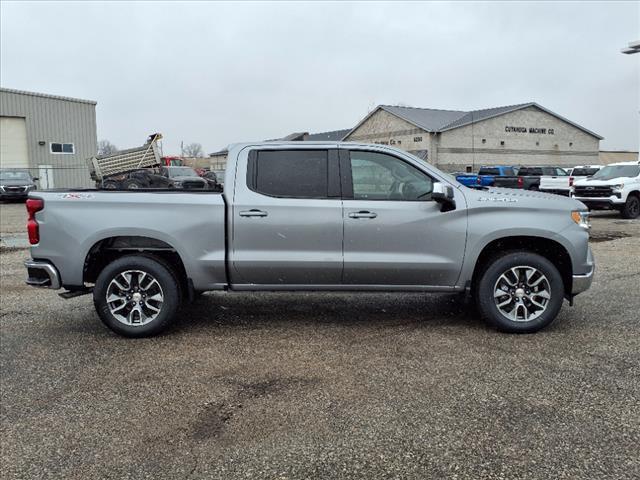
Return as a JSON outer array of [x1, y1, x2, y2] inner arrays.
[[93, 255, 181, 337], [475, 251, 564, 333], [123, 178, 144, 190], [621, 195, 640, 219]]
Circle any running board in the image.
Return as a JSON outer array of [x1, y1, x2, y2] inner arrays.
[[59, 287, 93, 299]]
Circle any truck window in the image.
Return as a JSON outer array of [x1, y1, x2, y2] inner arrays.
[[348, 151, 433, 201], [478, 167, 500, 175], [250, 150, 329, 198], [518, 167, 542, 176]]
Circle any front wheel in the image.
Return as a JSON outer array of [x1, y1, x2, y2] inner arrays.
[[93, 255, 181, 337], [475, 252, 564, 333], [621, 195, 640, 219]]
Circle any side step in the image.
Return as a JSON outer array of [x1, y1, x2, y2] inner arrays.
[[58, 287, 93, 299]]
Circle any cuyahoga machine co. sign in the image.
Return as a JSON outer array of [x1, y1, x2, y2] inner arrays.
[[505, 126, 555, 134]]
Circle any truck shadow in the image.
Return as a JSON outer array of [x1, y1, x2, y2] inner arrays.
[[173, 291, 483, 334]]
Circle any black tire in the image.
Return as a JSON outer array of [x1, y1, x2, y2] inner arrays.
[[475, 251, 564, 333], [123, 178, 144, 190], [93, 255, 181, 337], [101, 179, 119, 190], [621, 195, 640, 219]]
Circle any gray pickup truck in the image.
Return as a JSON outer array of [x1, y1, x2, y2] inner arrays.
[[24, 142, 594, 337]]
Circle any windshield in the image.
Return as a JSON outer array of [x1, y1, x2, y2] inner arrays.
[[591, 165, 640, 181], [0, 171, 31, 181], [168, 167, 198, 178]]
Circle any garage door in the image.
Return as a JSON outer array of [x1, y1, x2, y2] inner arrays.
[[0, 117, 29, 169]]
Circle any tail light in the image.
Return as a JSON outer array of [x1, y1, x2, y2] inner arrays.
[[476, 177, 482, 185], [569, 176, 574, 187], [26, 198, 44, 245], [517, 176, 524, 188]]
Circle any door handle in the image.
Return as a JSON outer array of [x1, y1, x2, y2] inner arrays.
[[348, 211, 377, 219], [239, 209, 268, 218]]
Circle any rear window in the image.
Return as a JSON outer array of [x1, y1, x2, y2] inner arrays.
[[572, 167, 600, 176], [517, 167, 542, 176], [478, 167, 499, 175], [250, 150, 328, 198]]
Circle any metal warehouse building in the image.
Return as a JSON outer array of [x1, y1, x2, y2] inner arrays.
[[343, 103, 603, 172], [0, 88, 97, 189]]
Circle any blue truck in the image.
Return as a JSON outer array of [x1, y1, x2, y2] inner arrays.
[[456, 166, 517, 187]]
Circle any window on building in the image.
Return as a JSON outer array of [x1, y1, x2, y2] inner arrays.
[[569, 142, 573, 147], [481, 139, 486, 144], [50, 143, 74, 154], [500, 141, 505, 146], [249, 150, 328, 198], [349, 151, 433, 201]]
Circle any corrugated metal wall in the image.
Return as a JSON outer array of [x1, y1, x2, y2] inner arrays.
[[0, 88, 97, 188]]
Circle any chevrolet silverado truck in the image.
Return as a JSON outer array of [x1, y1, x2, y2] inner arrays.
[[539, 165, 603, 196], [24, 142, 594, 337], [455, 165, 516, 188], [572, 161, 640, 218], [494, 166, 568, 190]]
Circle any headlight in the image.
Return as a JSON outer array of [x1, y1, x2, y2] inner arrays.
[[612, 183, 624, 191], [571, 210, 590, 230], [173, 180, 183, 187]]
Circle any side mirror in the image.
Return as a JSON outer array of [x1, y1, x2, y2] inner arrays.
[[432, 183, 456, 211]]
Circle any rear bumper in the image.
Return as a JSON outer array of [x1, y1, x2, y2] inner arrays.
[[24, 259, 61, 289]]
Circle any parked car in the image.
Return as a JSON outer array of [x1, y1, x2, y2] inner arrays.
[[24, 142, 594, 337], [572, 161, 640, 218], [456, 165, 516, 187], [494, 166, 568, 190], [540, 165, 603, 196], [0, 169, 38, 201], [161, 166, 209, 189]]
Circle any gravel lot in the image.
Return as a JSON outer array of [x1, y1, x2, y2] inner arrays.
[[1, 202, 639, 479]]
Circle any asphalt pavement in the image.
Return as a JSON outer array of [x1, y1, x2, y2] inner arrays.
[[1, 202, 639, 479]]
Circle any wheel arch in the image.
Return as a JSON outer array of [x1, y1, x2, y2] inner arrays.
[[471, 235, 573, 295], [83, 235, 189, 294]]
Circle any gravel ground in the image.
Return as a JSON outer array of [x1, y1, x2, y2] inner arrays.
[[1, 203, 639, 479]]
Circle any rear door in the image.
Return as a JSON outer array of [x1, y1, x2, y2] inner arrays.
[[230, 147, 343, 286], [340, 148, 467, 287]]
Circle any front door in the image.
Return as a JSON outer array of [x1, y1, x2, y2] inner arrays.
[[231, 148, 343, 286], [341, 148, 467, 287]]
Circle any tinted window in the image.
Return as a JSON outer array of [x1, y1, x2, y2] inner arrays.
[[478, 167, 500, 175], [349, 151, 433, 201], [555, 168, 568, 176], [62, 143, 74, 153], [51, 143, 62, 153], [572, 167, 600, 176], [253, 150, 328, 198], [517, 167, 542, 176]]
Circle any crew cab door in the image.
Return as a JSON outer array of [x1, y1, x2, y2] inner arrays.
[[340, 148, 466, 287], [230, 147, 343, 286]]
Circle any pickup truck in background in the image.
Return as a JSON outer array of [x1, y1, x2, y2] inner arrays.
[[572, 161, 640, 218], [539, 165, 603, 196], [24, 142, 594, 337], [494, 166, 568, 190], [455, 165, 516, 188]]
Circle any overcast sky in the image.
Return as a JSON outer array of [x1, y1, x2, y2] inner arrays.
[[1, 1, 638, 154]]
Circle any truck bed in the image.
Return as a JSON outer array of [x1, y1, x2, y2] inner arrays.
[[30, 190, 228, 291]]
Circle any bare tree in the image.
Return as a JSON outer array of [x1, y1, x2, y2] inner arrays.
[[97, 140, 118, 156], [183, 142, 204, 158]]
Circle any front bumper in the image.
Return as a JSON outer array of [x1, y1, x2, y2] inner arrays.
[[572, 247, 595, 295], [24, 259, 61, 289], [573, 196, 624, 209]]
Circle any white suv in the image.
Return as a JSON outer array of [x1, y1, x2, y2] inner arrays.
[[572, 161, 640, 218]]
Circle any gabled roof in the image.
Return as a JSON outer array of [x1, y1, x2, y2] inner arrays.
[[345, 102, 603, 140], [306, 128, 352, 141]]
